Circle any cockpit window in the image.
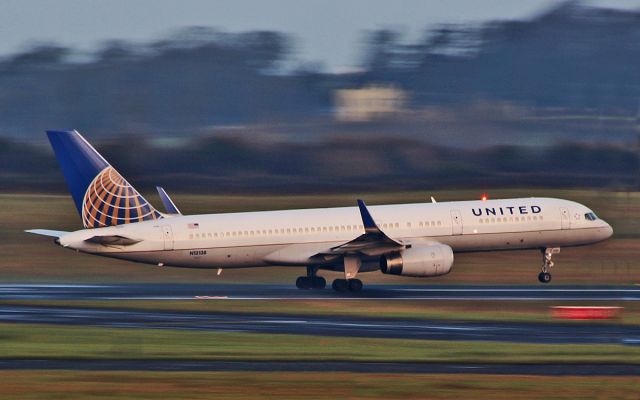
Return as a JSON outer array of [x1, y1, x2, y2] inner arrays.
[[584, 212, 598, 221]]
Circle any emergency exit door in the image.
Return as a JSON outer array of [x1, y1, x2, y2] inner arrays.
[[450, 210, 463, 235], [162, 225, 174, 250], [560, 207, 571, 230]]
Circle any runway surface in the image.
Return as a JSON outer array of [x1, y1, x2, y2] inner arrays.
[[2, 283, 640, 301], [0, 359, 638, 376], [1, 303, 639, 344], [2, 283, 639, 375]]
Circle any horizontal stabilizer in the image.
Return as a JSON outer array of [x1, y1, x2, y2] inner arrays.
[[156, 186, 181, 215], [85, 235, 142, 246], [25, 229, 69, 238]]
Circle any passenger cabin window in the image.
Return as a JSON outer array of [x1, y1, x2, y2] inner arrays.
[[585, 212, 598, 221]]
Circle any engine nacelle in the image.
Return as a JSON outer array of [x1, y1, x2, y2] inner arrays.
[[380, 244, 454, 277]]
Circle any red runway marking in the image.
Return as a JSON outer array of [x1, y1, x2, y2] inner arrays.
[[551, 306, 623, 320]]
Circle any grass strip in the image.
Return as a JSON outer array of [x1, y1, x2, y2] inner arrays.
[[1, 323, 640, 363], [0, 371, 639, 399]]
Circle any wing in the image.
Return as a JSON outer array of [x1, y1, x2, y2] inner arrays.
[[263, 200, 406, 265], [320, 200, 405, 257]]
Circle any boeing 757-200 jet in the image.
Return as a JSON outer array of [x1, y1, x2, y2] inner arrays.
[[27, 130, 613, 291]]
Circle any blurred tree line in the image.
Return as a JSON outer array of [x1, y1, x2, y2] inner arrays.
[[0, 27, 330, 137], [362, 2, 640, 112], [1, 134, 636, 193]]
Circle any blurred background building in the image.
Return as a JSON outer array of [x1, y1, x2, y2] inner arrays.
[[334, 85, 408, 122], [1, 1, 639, 193]]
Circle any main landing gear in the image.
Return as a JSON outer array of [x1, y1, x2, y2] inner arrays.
[[295, 256, 365, 292], [331, 255, 363, 292], [331, 278, 363, 292], [538, 247, 560, 283], [295, 256, 364, 292], [295, 266, 326, 289]]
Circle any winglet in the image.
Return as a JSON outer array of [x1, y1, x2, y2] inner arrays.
[[357, 199, 380, 233], [156, 186, 182, 215]]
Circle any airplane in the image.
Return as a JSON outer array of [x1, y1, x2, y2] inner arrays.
[[26, 130, 613, 292]]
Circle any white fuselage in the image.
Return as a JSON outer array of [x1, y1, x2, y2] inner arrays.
[[57, 197, 613, 272]]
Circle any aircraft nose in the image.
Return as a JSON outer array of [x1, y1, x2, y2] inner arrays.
[[601, 221, 613, 240]]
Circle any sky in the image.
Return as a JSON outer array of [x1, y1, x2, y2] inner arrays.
[[1, 0, 639, 71]]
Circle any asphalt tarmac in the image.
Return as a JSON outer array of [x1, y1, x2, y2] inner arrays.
[[0, 302, 639, 344], [1, 283, 640, 301], [1, 283, 639, 375], [0, 359, 638, 376]]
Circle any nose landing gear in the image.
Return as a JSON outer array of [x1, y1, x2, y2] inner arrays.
[[538, 247, 560, 283]]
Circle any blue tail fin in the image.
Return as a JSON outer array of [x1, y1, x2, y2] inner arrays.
[[46, 130, 162, 228]]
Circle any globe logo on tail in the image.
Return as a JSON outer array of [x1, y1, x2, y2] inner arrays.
[[82, 166, 161, 228]]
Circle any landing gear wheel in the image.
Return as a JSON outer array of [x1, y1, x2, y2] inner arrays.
[[348, 279, 363, 292], [332, 279, 363, 292], [296, 267, 326, 290], [312, 276, 326, 289], [332, 279, 349, 292], [538, 272, 552, 283], [296, 276, 311, 289]]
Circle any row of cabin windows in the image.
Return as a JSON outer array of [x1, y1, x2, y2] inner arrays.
[[190, 224, 364, 240], [187, 220, 445, 240], [418, 221, 443, 228], [478, 215, 543, 224]]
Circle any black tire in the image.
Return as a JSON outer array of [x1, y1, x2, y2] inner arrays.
[[312, 276, 326, 289], [538, 272, 552, 283], [348, 279, 363, 292], [296, 276, 311, 289], [332, 279, 348, 292]]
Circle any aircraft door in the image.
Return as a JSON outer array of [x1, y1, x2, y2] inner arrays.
[[560, 207, 571, 230], [450, 210, 463, 235], [162, 225, 174, 250]]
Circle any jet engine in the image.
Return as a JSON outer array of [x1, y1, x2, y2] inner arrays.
[[380, 244, 454, 277]]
